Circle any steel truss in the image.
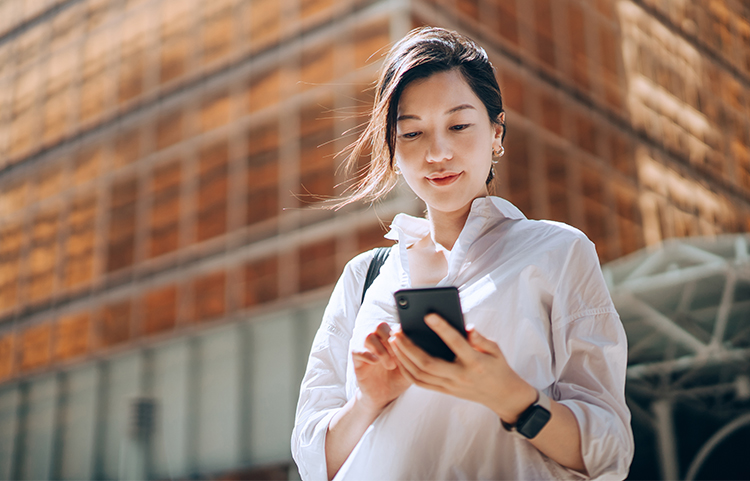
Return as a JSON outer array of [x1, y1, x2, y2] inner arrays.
[[604, 235, 750, 480]]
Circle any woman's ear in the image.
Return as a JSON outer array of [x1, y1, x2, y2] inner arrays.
[[493, 112, 506, 143]]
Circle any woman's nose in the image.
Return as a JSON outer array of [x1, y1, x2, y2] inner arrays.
[[425, 133, 452, 163]]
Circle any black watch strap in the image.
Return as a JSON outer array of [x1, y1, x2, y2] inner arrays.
[[501, 388, 552, 439]]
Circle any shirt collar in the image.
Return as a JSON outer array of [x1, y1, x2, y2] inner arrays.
[[384, 196, 526, 247]]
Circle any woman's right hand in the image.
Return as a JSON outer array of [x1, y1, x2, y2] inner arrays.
[[351, 322, 411, 412]]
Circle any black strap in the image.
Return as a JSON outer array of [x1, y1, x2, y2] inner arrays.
[[362, 247, 391, 303]]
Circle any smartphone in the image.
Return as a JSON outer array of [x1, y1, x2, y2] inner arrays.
[[393, 287, 467, 362]]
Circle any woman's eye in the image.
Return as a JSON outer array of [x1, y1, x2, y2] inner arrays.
[[451, 124, 471, 131], [402, 132, 420, 139]]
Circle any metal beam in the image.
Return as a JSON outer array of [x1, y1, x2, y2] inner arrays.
[[618, 292, 708, 355], [652, 399, 679, 481], [627, 347, 750, 380], [710, 271, 736, 349]]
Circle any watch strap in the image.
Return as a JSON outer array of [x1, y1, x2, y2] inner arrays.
[[501, 388, 552, 439]]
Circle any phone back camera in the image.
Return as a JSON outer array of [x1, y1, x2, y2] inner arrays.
[[397, 296, 409, 308]]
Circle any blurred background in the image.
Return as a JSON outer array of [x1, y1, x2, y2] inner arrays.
[[0, 0, 748, 479]]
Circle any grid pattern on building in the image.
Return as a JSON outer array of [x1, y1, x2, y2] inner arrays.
[[0, 0, 400, 384], [0, 0, 748, 381]]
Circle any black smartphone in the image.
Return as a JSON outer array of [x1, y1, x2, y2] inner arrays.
[[393, 287, 467, 362]]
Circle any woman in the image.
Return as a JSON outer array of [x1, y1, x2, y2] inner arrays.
[[292, 27, 633, 480]]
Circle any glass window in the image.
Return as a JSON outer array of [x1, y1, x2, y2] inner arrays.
[[192, 271, 226, 322], [113, 127, 142, 168], [300, 43, 334, 92], [196, 141, 228, 242], [201, 6, 234, 65], [248, 315, 295, 464], [99, 300, 131, 348], [197, 325, 240, 470], [20, 323, 52, 373], [0, 221, 23, 314], [581, 167, 610, 260], [149, 159, 181, 258], [506, 127, 532, 215], [54, 313, 90, 362], [298, 101, 335, 203], [246, 120, 278, 226], [568, 2, 589, 91], [244, 256, 278, 307], [107, 176, 138, 272], [244, 0, 281, 53], [247, 67, 280, 113], [64, 192, 96, 289], [352, 18, 389, 69], [28, 208, 60, 304], [199, 92, 230, 133], [143, 285, 177, 335], [299, 239, 336, 292], [0, 384, 20, 480], [534, 0, 555, 68], [58, 365, 98, 480], [19, 375, 57, 481], [151, 339, 190, 479], [155, 110, 183, 150], [100, 353, 143, 479], [545, 145, 569, 224]]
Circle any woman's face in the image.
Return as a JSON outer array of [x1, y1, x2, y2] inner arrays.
[[394, 69, 504, 217]]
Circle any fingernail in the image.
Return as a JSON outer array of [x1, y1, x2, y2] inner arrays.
[[425, 314, 437, 325]]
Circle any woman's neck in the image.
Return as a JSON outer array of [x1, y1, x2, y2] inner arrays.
[[426, 203, 474, 252]]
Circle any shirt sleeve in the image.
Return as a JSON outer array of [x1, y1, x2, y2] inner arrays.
[[550, 236, 635, 480], [291, 251, 373, 481]]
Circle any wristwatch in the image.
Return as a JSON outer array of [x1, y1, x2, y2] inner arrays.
[[501, 388, 552, 439]]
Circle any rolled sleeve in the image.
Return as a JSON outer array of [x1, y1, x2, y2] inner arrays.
[[551, 238, 634, 479], [554, 311, 634, 479], [291, 251, 372, 481]]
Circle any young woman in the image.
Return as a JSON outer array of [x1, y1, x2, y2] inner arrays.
[[292, 27, 633, 480]]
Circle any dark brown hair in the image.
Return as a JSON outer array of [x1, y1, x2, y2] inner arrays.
[[334, 26, 505, 209]]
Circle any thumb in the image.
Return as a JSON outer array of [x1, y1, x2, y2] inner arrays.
[[467, 326, 501, 355]]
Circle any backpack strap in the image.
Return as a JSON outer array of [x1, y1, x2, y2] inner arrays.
[[361, 247, 391, 303]]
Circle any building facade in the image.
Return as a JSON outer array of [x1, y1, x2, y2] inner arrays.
[[0, 0, 748, 479]]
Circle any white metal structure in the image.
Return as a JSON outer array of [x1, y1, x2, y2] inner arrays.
[[604, 235, 750, 480]]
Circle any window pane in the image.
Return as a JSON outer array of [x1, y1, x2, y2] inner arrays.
[[197, 325, 240, 471], [59, 365, 97, 480], [19, 375, 57, 481], [151, 340, 190, 479]]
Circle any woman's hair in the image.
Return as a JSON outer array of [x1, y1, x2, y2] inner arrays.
[[334, 26, 505, 209]]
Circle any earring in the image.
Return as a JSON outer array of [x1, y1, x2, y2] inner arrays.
[[492, 146, 505, 158], [393, 164, 402, 175]]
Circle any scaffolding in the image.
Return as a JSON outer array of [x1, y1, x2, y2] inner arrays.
[[605, 234, 750, 480]]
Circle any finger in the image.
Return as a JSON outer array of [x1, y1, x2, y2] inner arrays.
[[424, 314, 476, 360], [390, 332, 456, 383], [365, 331, 396, 370], [352, 350, 379, 365], [466, 326, 502, 355], [390, 339, 453, 394], [375, 322, 392, 340], [375, 323, 400, 370], [364, 332, 388, 357]]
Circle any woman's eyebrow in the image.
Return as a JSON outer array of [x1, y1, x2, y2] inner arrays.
[[445, 104, 476, 115], [397, 104, 476, 122]]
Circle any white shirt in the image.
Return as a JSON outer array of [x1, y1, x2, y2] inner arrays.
[[292, 196, 634, 481]]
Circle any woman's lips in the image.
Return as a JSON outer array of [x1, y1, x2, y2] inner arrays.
[[427, 172, 462, 186]]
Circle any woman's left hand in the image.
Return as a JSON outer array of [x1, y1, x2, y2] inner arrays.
[[389, 313, 536, 423]]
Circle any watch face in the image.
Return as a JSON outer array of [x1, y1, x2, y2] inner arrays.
[[517, 405, 551, 439]]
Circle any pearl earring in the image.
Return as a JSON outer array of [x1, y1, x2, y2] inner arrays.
[[491, 146, 505, 162]]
